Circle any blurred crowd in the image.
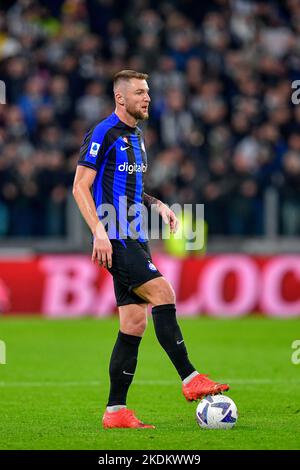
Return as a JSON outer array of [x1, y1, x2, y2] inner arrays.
[[0, 0, 300, 237]]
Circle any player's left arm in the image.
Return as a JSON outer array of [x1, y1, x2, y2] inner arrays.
[[143, 192, 179, 233]]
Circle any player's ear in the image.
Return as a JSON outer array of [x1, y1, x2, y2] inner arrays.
[[115, 92, 124, 105]]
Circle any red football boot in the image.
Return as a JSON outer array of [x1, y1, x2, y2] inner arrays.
[[102, 408, 155, 429], [182, 373, 229, 401]]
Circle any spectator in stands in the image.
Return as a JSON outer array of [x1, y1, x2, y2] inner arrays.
[[0, 0, 299, 238]]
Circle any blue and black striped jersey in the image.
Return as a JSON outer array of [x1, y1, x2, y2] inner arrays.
[[78, 112, 148, 243]]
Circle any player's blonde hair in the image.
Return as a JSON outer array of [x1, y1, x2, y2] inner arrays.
[[113, 70, 148, 90]]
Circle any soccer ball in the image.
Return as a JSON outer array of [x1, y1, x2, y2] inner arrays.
[[196, 394, 238, 429]]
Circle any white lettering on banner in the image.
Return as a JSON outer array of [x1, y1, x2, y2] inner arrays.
[[261, 257, 300, 317], [202, 256, 259, 316], [152, 254, 179, 290], [152, 254, 203, 316], [33, 255, 300, 317], [93, 274, 116, 317], [40, 257, 98, 316], [0, 279, 10, 312]]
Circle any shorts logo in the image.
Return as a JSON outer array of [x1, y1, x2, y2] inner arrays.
[[148, 261, 157, 272], [90, 142, 100, 157]]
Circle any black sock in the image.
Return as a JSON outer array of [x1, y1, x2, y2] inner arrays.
[[107, 331, 142, 407], [152, 304, 196, 381]]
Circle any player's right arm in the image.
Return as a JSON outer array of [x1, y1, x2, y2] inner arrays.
[[73, 165, 113, 269]]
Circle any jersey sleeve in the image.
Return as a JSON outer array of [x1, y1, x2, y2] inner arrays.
[[77, 123, 107, 171]]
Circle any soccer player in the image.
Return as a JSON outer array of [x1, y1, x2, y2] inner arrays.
[[73, 70, 229, 429]]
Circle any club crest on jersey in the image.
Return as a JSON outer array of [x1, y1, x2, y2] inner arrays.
[[122, 136, 129, 144], [90, 142, 100, 157], [148, 261, 158, 272]]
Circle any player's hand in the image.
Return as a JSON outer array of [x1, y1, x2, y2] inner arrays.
[[158, 203, 179, 233], [92, 225, 113, 269]]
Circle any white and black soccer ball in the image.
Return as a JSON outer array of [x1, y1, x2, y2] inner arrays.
[[196, 395, 238, 429]]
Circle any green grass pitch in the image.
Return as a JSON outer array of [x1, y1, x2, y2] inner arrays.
[[0, 316, 299, 450]]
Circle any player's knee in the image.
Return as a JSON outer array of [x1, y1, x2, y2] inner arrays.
[[134, 317, 147, 336], [153, 281, 176, 306], [130, 324, 147, 337], [123, 317, 147, 337]]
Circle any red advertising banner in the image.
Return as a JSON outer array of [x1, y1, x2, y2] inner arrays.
[[0, 254, 299, 317]]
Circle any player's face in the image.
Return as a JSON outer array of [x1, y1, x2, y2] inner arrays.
[[124, 79, 151, 120]]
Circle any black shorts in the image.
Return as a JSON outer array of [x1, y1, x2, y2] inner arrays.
[[108, 239, 162, 307]]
